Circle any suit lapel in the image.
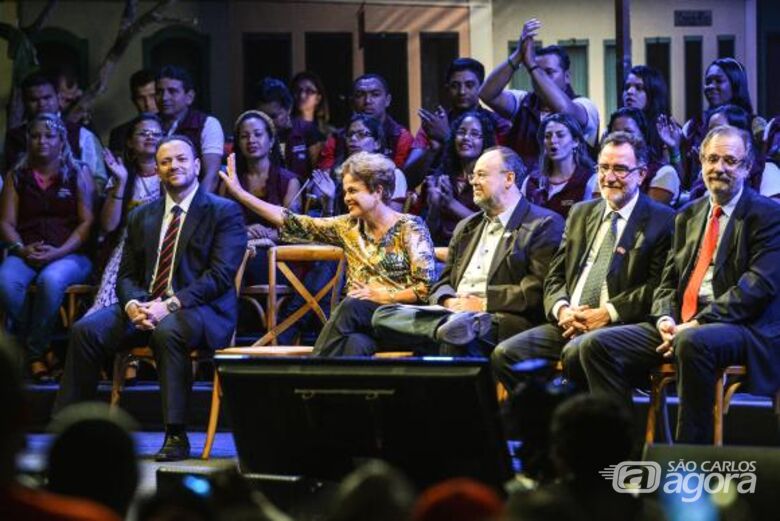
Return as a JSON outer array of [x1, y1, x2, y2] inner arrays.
[[682, 199, 710, 282], [610, 195, 647, 273], [578, 199, 605, 272], [488, 198, 530, 279], [605, 195, 648, 293], [173, 188, 207, 271], [714, 190, 748, 270], [145, 200, 166, 282]]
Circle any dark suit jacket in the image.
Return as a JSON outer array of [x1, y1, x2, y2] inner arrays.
[[544, 193, 675, 323], [429, 196, 565, 341], [652, 188, 780, 394], [117, 187, 247, 349]]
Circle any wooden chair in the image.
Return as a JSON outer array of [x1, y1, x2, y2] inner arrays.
[[644, 364, 758, 446], [110, 246, 254, 413], [201, 244, 346, 459], [237, 238, 292, 332], [0, 284, 95, 332]]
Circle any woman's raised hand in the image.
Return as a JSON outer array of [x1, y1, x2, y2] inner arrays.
[[218, 153, 244, 196], [103, 149, 128, 184]]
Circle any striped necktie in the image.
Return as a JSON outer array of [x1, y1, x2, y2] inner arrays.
[[151, 205, 183, 299], [579, 211, 619, 308]]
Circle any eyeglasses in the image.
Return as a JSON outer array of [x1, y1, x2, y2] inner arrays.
[[467, 169, 509, 181], [702, 154, 745, 168], [597, 164, 643, 178], [296, 87, 319, 96], [134, 130, 163, 138], [455, 130, 483, 140], [346, 130, 374, 140]]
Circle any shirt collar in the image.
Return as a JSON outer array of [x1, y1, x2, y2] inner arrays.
[[711, 186, 743, 218], [485, 199, 520, 230], [603, 190, 640, 222], [164, 182, 199, 215]]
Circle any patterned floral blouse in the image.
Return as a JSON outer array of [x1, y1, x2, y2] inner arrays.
[[280, 209, 435, 301]]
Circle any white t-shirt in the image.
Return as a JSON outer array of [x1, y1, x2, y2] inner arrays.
[[393, 168, 408, 199], [760, 161, 780, 198], [166, 114, 224, 156], [508, 89, 600, 147], [79, 127, 107, 188], [649, 164, 680, 200], [200, 116, 225, 156]]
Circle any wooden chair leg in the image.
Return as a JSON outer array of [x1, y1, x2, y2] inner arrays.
[[645, 375, 661, 445], [201, 370, 222, 460], [111, 353, 131, 407], [714, 370, 725, 446]]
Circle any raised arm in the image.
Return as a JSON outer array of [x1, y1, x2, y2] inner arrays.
[[218, 154, 285, 227], [479, 58, 519, 120], [517, 19, 588, 128]]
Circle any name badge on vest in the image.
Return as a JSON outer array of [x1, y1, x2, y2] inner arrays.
[[57, 187, 73, 199], [292, 143, 307, 160], [561, 199, 575, 207]]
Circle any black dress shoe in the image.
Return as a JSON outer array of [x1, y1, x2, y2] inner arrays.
[[155, 432, 191, 462]]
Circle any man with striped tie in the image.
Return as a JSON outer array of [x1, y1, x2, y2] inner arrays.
[[55, 135, 246, 461], [569, 125, 780, 443]]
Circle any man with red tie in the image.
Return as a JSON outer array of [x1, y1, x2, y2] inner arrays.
[[571, 125, 780, 443], [54, 135, 247, 460]]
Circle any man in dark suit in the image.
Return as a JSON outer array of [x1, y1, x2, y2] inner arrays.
[[371, 146, 564, 356], [54, 135, 247, 460], [573, 125, 780, 443], [491, 131, 675, 391]]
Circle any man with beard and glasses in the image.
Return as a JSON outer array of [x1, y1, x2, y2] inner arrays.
[[567, 125, 780, 444], [371, 146, 564, 357], [491, 132, 674, 392]]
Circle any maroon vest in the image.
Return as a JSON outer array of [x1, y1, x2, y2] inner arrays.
[[169, 108, 209, 157], [15, 168, 80, 248], [285, 118, 324, 179], [239, 164, 296, 227], [526, 164, 593, 218]]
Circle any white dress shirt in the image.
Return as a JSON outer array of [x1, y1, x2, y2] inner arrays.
[[455, 200, 519, 298]]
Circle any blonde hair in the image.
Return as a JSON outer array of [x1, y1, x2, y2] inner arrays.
[[341, 151, 396, 203]]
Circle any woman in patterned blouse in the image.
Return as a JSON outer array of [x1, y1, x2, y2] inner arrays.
[[220, 150, 435, 356]]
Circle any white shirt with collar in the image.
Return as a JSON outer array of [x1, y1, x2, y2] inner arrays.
[[552, 190, 641, 323], [455, 199, 520, 298]]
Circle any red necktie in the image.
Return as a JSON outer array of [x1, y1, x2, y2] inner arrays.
[[151, 206, 182, 299], [681, 205, 722, 322]]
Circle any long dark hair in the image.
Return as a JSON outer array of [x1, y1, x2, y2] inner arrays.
[[441, 111, 496, 177], [707, 58, 753, 114], [607, 107, 660, 162], [623, 65, 669, 157], [291, 70, 331, 134], [536, 113, 594, 177], [233, 110, 284, 177]]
